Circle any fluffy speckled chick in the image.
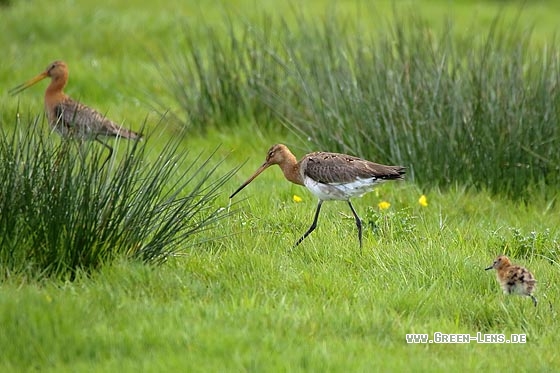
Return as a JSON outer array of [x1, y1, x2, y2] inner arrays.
[[486, 255, 537, 307]]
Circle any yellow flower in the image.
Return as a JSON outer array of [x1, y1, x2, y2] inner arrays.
[[378, 201, 391, 210], [418, 194, 428, 207], [292, 195, 303, 203]]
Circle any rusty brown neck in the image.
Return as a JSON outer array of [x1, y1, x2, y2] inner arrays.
[[46, 73, 67, 95], [277, 152, 304, 186], [45, 76, 68, 107]]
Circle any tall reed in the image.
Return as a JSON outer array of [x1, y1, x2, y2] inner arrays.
[[160, 12, 560, 200], [0, 115, 236, 280]]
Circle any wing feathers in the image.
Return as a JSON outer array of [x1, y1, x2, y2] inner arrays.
[[51, 98, 142, 140], [301, 152, 405, 184]]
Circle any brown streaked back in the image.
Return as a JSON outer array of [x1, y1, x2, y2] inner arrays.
[[53, 97, 142, 140], [300, 151, 405, 184]]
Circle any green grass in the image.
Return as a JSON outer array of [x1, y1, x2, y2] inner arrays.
[[0, 116, 237, 280], [158, 10, 560, 200], [1, 174, 559, 371], [2, 0, 560, 371]]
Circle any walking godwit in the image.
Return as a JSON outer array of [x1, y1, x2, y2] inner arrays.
[[230, 144, 405, 248], [9, 60, 142, 167], [485, 255, 537, 307]]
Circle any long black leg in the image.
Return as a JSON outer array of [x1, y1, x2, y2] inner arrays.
[[531, 295, 538, 307], [347, 201, 363, 248], [294, 200, 323, 247], [95, 137, 113, 170]]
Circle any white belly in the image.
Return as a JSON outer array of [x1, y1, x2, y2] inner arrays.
[[304, 176, 382, 201]]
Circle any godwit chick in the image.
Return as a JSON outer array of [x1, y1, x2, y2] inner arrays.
[[9, 60, 142, 168], [486, 255, 537, 307], [230, 144, 405, 248]]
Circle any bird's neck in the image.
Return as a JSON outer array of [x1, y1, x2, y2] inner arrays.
[[278, 155, 304, 186], [45, 76, 67, 98], [45, 80, 68, 108]]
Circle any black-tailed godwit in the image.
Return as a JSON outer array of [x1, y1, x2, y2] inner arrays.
[[9, 60, 142, 167], [230, 144, 405, 248], [486, 255, 537, 307]]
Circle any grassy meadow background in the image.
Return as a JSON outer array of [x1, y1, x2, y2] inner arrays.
[[1, 0, 560, 371]]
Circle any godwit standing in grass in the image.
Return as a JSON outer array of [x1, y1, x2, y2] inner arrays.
[[9, 60, 142, 167], [486, 255, 537, 307], [230, 144, 405, 248]]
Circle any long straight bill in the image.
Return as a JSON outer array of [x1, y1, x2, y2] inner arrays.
[[9, 71, 48, 96], [229, 162, 270, 199]]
